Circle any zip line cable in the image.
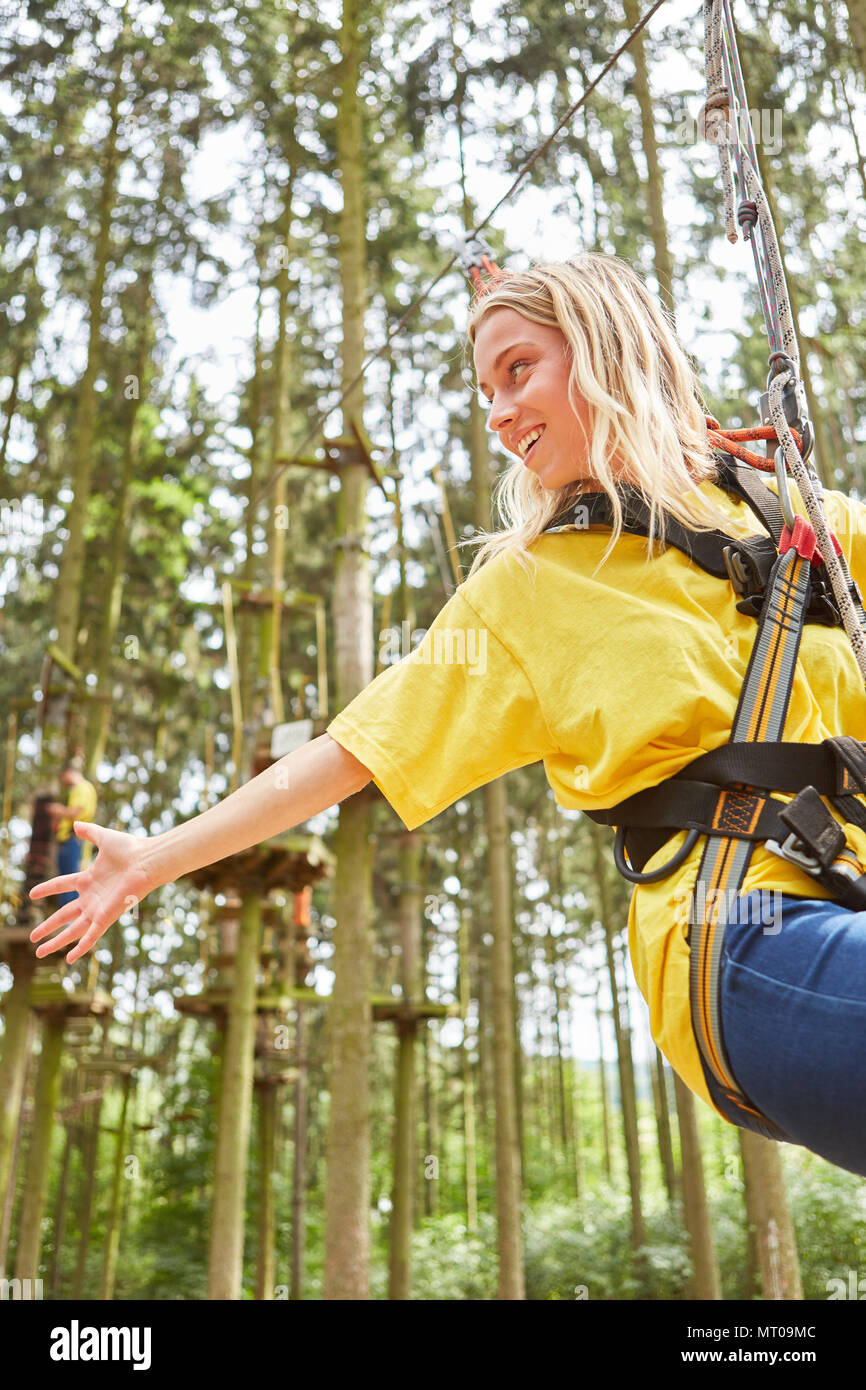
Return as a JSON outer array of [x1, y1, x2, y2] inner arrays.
[[250, 0, 670, 510]]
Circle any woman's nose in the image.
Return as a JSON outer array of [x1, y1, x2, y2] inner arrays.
[[487, 395, 514, 433]]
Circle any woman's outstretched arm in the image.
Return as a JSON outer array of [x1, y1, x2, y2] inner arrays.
[[28, 733, 372, 964]]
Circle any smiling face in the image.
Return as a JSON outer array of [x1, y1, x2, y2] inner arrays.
[[472, 307, 596, 489]]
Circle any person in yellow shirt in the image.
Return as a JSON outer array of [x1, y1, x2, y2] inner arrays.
[[46, 760, 98, 909], [25, 252, 866, 1179]]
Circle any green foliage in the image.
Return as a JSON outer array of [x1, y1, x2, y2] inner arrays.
[[3, 0, 865, 1305]]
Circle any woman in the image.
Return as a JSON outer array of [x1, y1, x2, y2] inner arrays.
[[29, 252, 866, 1175]]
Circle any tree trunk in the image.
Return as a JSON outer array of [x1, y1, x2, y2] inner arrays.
[[99, 1071, 132, 1299], [422, 1015, 439, 1219], [47, 1118, 75, 1299], [0, 948, 36, 1267], [289, 1005, 309, 1300], [207, 892, 262, 1299], [595, 988, 613, 1181], [547, 929, 571, 1185], [673, 1073, 721, 1298], [321, 0, 374, 1302], [845, 0, 866, 81], [458, 905, 478, 1231], [651, 1046, 677, 1203], [622, 0, 674, 313], [462, 365, 524, 1296], [71, 1094, 104, 1298], [85, 263, 155, 771], [255, 1079, 277, 1300], [53, 45, 125, 666], [15, 1010, 65, 1281], [739, 1130, 802, 1299], [0, 1008, 34, 1277], [388, 831, 422, 1300], [485, 776, 525, 1300], [591, 824, 645, 1255]]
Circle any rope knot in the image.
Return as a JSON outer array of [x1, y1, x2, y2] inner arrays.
[[698, 86, 730, 142]]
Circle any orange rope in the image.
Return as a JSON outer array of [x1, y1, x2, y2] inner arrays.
[[705, 416, 803, 472]]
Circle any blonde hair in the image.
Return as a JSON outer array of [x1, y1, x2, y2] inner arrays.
[[464, 252, 748, 580]]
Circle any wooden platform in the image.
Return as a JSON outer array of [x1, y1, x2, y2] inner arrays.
[[29, 980, 114, 1018], [174, 984, 458, 1023], [181, 830, 334, 896]]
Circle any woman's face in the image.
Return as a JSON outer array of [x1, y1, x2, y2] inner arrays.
[[472, 307, 595, 489]]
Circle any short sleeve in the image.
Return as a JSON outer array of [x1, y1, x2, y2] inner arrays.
[[325, 588, 558, 830]]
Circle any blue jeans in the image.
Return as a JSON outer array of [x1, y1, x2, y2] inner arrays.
[[55, 835, 82, 908], [719, 892, 866, 1177]]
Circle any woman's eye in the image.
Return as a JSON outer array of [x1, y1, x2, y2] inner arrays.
[[509, 359, 528, 380]]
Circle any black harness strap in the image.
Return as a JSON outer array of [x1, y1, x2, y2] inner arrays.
[[543, 456, 866, 1137]]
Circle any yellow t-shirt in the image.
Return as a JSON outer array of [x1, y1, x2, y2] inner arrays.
[[56, 778, 98, 842], [325, 476, 866, 1118]]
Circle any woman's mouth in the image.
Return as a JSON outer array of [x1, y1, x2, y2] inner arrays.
[[517, 425, 545, 463]]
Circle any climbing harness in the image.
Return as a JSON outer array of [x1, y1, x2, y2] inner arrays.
[[540, 452, 866, 1139], [462, 1, 866, 1137], [654, 0, 866, 1136]]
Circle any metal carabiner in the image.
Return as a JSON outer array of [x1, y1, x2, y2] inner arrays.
[[774, 445, 798, 531]]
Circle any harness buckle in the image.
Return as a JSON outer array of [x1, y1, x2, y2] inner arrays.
[[805, 569, 842, 627], [764, 832, 823, 876], [722, 539, 776, 618], [765, 786, 847, 888]]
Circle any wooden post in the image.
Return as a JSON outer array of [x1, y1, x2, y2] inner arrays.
[[289, 1006, 309, 1301], [15, 1010, 66, 1281], [207, 891, 262, 1299], [255, 1078, 277, 1300], [0, 1006, 34, 1274], [0, 947, 37, 1264]]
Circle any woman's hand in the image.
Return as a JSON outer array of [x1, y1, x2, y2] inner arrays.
[[28, 821, 158, 964]]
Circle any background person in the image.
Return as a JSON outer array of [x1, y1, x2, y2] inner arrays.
[[46, 756, 98, 909]]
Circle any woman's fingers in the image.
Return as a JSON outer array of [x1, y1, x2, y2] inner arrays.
[[24, 821, 153, 965], [67, 920, 108, 963], [34, 917, 88, 957], [30, 901, 82, 942], [29, 875, 80, 902]]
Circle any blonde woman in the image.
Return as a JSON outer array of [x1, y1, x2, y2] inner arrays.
[[29, 253, 866, 1176]]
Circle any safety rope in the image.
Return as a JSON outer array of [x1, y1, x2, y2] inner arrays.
[[705, 416, 801, 471], [700, 0, 866, 686], [768, 373, 866, 678]]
